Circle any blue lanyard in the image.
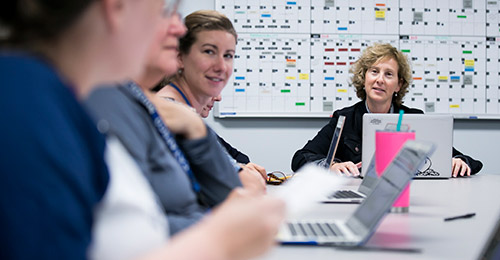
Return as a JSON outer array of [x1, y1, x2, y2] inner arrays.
[[124, 82, 200, 193], [169, 82, 242, 172], [169, 83, 241, 173], [169, 82, 192, 107]]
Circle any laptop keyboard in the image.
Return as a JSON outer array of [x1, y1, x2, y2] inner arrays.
[[328, 190, 363, 199], [288, 222, 345, 238]]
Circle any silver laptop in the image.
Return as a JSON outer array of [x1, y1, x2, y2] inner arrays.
[[479, 214, 500, 259], [322, 154, 378, 203], [278, 140, 436, 246], [320, 115, 346, 169], [362, 114, 453, 179]]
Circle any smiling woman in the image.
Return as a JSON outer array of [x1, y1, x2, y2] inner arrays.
[[157, 10, 237, 114], [155, 10, 269, 180]]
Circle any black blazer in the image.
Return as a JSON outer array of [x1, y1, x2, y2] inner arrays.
[[217, 134, 250, 164], [291, 101, 483, 175]]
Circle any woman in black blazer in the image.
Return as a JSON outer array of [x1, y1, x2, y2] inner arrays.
[[292, 43, 482, 177]]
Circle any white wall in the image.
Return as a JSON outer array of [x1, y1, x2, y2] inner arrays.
[[184, 0, 500, 175], [179, 1, 213, 17]]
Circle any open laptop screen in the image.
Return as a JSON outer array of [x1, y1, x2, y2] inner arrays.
[[347, 141, 435, 237], [324, 115, 346, 168], [357, 154, 379, 195], [362, 114, 452, 178], [479, 215, 500, 259]]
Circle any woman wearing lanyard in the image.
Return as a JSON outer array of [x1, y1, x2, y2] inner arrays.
[[0, 0, 283, 259], [291, 43, 482, 177], [85, 8, 266, 237], [0, 0, 170, 258], [155, 10, 268, 179]]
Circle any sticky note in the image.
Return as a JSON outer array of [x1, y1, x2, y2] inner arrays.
[[375, 10, 386, 19]]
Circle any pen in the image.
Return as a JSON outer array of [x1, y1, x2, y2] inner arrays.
[[444, 213, 476, 221]]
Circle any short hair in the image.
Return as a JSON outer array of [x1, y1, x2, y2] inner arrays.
[[349, 43, 412, 106], [178, 10, 237, 55], [0, 0, 93, 48]]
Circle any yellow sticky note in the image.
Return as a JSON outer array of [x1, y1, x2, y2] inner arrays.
[[450, 104, 460, 108], [299, 73, 309, 80], [375, 10, 386, 19], [465, 60, 475, 67], [286, 76, 296, 80], [438, 76, 448, 81], [337, 89, 348, 93]]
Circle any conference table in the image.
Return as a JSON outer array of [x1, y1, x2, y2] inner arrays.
[[261, 174, 500, 260]]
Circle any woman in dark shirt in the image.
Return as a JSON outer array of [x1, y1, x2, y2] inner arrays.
[[155, 10, 267, 178], [292, 43, 482, 177]]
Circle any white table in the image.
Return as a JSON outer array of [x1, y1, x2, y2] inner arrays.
[[261, 174, 500, 260]]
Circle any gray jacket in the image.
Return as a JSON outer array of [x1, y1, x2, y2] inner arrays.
[[85, 85, 242, 235]]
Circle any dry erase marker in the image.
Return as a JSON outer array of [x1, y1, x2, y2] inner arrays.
[[444, 213, 476, 221]]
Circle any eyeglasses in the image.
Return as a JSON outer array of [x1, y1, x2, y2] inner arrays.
[[266, 171, 294, 185], [162, 0, 181, 18]]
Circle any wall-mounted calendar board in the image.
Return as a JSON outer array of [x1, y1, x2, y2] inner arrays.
[[214, 0, 500, 119]]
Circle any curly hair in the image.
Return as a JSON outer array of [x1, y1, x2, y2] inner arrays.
[[349, 43, 412, 106]]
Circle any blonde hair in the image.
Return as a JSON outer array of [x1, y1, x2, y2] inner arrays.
[[349, 43, 412, 106]]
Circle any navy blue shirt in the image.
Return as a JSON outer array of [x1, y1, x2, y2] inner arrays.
[[0, 53, 109, 259]]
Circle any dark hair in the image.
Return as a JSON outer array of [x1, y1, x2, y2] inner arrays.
[[178, 10, 237, 55], [0, 0, 94, 47], [349, 43, 412, 106]]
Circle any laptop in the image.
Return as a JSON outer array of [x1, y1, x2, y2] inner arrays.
[[277, 140, 436, 246], [478, 214, 500, 259], [362, 114, 453, 179], [321, 115, 346, 169], [322, 154, 378, 203]]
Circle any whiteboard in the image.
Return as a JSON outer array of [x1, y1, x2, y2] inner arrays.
[[214, 0, 500, 119]]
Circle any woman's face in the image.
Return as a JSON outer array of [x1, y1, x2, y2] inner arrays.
[[108, 0, 168, 80], [200, 95, 221, 118], [364, 57, 401, 106], [145, 12, 186, 76], [178, 30, 236, 99]]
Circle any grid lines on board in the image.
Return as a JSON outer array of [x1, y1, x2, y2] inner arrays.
[[216, 0, 500, 118]]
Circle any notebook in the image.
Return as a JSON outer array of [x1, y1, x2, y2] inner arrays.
[[362, 114, 453, 179], [322, 115, 346, 169], [277, 140, 435, 246], [322, 154, 378, 204]]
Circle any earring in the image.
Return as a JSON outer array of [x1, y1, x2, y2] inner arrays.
[[178, 68, 183, 75]]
